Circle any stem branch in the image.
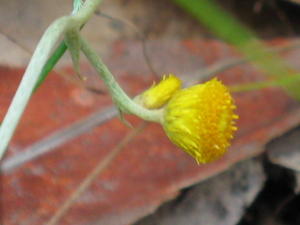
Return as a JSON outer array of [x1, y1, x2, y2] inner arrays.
[[0, 0, 104, 159]]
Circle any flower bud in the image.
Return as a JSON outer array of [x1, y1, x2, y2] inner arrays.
[[135, 74, 182, 109]]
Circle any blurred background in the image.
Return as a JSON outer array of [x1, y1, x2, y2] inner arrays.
[[1, 0, 300, 225]]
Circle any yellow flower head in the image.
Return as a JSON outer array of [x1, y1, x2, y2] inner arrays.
[[162, 78, 238, 164], [135, 74, 182, 109]]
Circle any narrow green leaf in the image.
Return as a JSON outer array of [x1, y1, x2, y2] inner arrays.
[[172, 0, 300, 98], [33, 42, 67, 92]]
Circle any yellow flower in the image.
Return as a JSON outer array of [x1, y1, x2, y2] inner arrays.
[[135, 74, 182, 109], [162, 78, 238, 164]]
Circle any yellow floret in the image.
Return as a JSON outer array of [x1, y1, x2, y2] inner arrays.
[[162, 78, 238, 164], [136, 74, 182, 109]]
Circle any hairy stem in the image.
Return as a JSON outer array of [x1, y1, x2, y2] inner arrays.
[[0, 17, 69, 159], [80, 37, 163, 123], [0, 0, 104, 159]]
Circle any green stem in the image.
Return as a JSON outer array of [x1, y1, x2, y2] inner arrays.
[[0, 17, 69, 159], [33, 0, 84, 92], [80, 37, 163, 123], [73, 0, 83, 14], [69, 0, 103, 28], [0, 0, 104, 159]]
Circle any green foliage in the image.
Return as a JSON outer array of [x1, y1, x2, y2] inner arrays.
[[172, 0, 300, 98], [173, 0, 254, 45]]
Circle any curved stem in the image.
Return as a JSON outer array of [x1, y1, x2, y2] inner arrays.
[[0, 0, 104, 160], [80, 37, 163, 123], [69, 0, 103, 29], [0, 17, 69, 159]]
